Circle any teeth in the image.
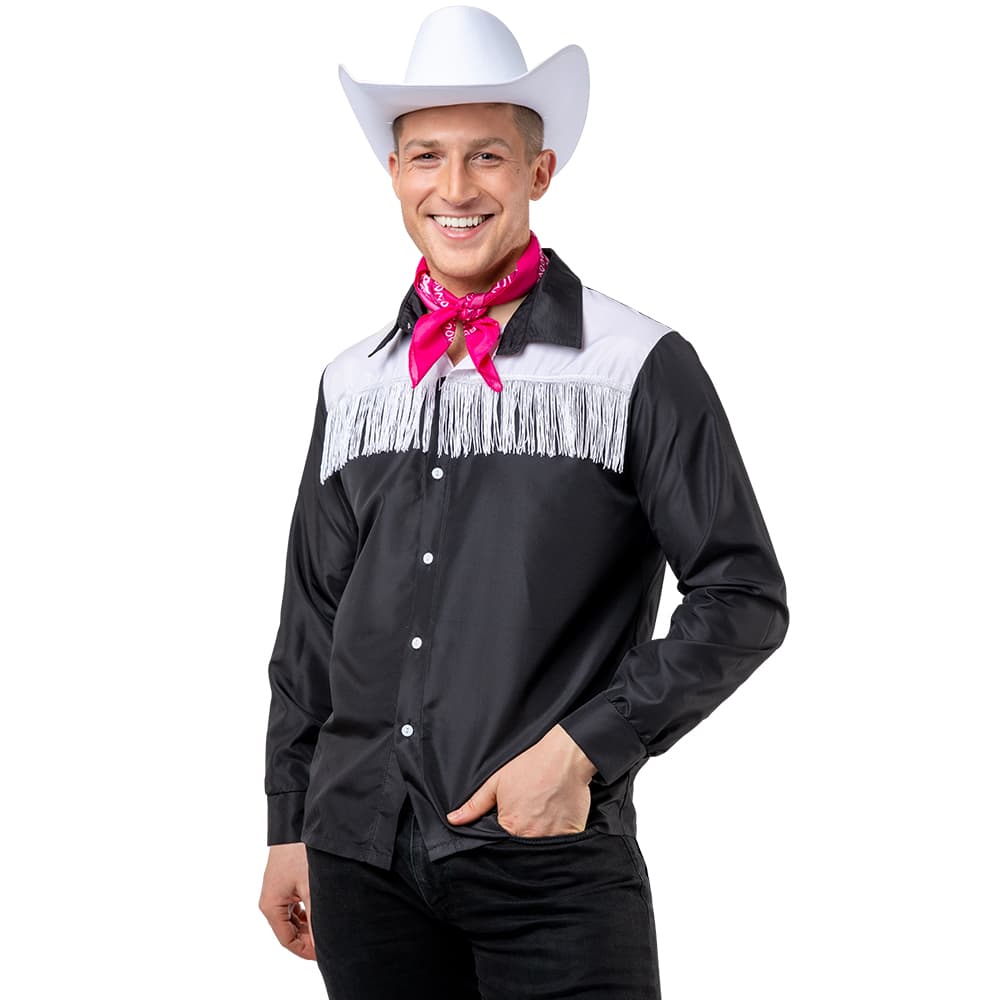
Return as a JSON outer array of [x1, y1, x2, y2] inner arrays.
[[433, 214, 490, 228]]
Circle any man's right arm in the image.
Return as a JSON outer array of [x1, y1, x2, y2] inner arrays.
[[263, 367, 359, 845]]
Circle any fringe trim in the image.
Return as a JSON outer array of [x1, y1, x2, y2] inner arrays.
[[320, 375, 630, 483], [320, 377, 434, 481]]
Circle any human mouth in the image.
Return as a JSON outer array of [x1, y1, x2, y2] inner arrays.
[[430, 214, 494, 238]]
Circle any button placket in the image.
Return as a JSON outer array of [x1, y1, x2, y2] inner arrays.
[[392, 375, 453, 820]]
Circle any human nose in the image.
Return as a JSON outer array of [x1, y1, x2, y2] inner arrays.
[[439, 155, 479, 207]]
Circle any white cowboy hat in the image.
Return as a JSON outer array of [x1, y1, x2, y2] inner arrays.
[[338, 5, 589, 177]]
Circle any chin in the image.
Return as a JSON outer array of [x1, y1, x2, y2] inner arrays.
[[428, 244, 491, 270]]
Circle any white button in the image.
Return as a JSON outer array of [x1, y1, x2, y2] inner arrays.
[[401, 724, 414, 737], [422, 551, 434, 564], [410, 636, 423, 649], [431, 467, 444, 479]]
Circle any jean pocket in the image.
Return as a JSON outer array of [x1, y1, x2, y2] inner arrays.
[[620, 834, 649, 883], [501, 826, 602, 845]]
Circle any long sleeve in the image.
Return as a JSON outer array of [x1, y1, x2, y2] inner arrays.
[[559, 330, 790, 785], [264, 369, 359, 844]]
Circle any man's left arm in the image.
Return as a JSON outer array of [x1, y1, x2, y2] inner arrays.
[[558, 329, 790, 785]]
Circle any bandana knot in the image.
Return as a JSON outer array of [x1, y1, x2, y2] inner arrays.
[[458, 298, 486, 322], [408, 231, 549, 393]]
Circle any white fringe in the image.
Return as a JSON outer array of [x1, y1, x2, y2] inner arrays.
[[320, 375, 630, 482]]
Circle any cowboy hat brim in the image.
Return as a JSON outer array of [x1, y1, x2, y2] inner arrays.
[[338, 44, 589, 177]]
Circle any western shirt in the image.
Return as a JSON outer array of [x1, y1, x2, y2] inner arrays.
[[263, 246, 789, 869]]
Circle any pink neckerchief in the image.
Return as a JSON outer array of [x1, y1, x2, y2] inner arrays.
[[409, 231, 549, 392]]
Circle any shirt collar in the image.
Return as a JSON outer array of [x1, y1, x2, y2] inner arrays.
[[367, 246, 583, 358]]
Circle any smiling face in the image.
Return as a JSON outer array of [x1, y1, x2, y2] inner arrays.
[[388, 103, 556, 297]]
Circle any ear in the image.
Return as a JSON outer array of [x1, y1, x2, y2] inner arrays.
[[388, 151, 401, 199], [530, 149, 557, 201]]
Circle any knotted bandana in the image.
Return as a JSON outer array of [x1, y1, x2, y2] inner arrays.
[[409, 231, 549, 392]]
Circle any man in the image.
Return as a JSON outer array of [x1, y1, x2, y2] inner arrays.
[[259, 6, 788, 998]]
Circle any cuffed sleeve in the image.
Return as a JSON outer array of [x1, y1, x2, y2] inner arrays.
[[559, 330, 789, 785], [264, 369, 359, 844]]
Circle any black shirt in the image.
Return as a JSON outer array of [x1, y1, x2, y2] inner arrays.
[[263, 247, 789, 868]]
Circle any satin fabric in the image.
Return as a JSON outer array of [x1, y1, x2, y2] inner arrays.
[[409, 229, 549, 391], [263, 247, 790, 871]]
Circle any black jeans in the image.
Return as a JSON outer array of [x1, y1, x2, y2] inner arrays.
[[306, 795, 661, 999]]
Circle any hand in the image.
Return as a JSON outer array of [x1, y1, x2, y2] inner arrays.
[[446, 724, 599, 837], [259, 842, 315, 960]]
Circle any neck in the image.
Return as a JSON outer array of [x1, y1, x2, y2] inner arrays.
[[427, 236, 531, 297], [486, 294, 527, 326]]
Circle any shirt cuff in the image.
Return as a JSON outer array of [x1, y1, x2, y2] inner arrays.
[[267, 790, 307, 845], [558, 694, 648, 786]]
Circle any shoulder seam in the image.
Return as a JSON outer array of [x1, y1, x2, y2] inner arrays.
[[581, 283, 676, 336]]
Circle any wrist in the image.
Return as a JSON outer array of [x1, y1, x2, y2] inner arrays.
[[574, 751, 599, 781], [554, 723, 598, 780]]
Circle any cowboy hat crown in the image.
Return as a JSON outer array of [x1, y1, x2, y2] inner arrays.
[[338, 5, 589, 176]]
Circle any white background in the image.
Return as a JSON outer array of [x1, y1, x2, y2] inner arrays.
[[2, 1, 997, 996]]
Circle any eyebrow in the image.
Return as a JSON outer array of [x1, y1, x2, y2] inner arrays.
[[402, 136, 514, 154]]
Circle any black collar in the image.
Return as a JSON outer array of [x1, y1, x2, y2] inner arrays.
[[367, 247, 583, 358]]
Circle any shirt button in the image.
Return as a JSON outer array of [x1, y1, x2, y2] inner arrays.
[[431, 466, 444, 479], [401, 724, 414, 737], [422, 551, 434, 564], [411, 636, 423, 649]]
